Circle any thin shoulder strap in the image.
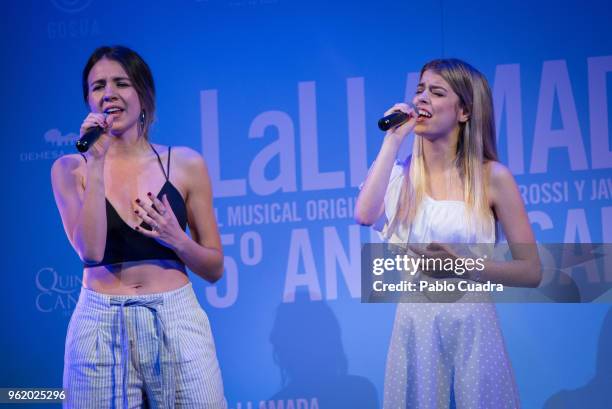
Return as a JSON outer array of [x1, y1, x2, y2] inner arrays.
[[167, 146, 172, 180], [149, 143, 168, 180]]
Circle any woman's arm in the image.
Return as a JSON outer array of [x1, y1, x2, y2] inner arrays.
[[51, 154, 108, 264], [51, 114, 115, 264], [354, 137, 402, 225], [474, 162, 542, 287], [354, 103, 417, 225]]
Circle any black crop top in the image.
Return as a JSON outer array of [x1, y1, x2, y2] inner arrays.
[[83, 145, 188, 267]]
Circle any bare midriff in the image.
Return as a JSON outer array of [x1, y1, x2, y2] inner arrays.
[[83, 259, 189, 295]]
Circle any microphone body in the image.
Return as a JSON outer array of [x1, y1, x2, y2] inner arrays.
[[378, 112, 409, 131], [76, 113, 109, 153], [76, 126, 103, 153]]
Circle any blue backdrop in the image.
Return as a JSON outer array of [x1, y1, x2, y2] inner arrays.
[[2, 0, 612, 408]]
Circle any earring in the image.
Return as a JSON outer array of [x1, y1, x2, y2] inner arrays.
[[140, 110, 146, 126]]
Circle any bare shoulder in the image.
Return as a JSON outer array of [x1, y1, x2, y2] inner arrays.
[[148, 144, 207, 172], [51, 153, 85, 179], [170, 146, 208, 171], [485, 161, 520, 203], [167, 146, 211, 197], [487, 161, 516, 185]]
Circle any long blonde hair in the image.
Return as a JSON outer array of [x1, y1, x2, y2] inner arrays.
[[389, 59, 498, 239]]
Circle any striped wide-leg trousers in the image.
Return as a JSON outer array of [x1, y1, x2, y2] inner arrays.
[[63, 283, 227, 409]]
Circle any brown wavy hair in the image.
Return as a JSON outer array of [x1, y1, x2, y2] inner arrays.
[[82, 45, 156, 139]]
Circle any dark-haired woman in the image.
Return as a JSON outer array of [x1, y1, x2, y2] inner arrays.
[[51, 46, 227, 408]]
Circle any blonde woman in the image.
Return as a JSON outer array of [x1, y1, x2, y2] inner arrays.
[[355, 59, 541, 408]]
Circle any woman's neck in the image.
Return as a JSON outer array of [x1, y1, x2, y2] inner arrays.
[[107, 130, 150, 159], [421, 128, 459, 174], [419, 127, 465, 199]]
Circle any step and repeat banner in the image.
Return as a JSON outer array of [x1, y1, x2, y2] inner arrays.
[[2, 0, 612, 407]]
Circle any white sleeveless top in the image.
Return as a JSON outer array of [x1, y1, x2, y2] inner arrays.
[[374, 162, 497, 245], [377, 164, 521, 408]]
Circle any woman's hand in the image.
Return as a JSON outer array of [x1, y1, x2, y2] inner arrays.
[[383, 102, 419, 144], [133, 193, 188, 249], [409, 242, 461, 279], [79, 113, 115, 160]]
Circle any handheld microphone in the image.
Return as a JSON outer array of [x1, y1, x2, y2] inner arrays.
[[75, 113, 108, 153], [377, 103, 420, 131], [378, 112, 408, 131]]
